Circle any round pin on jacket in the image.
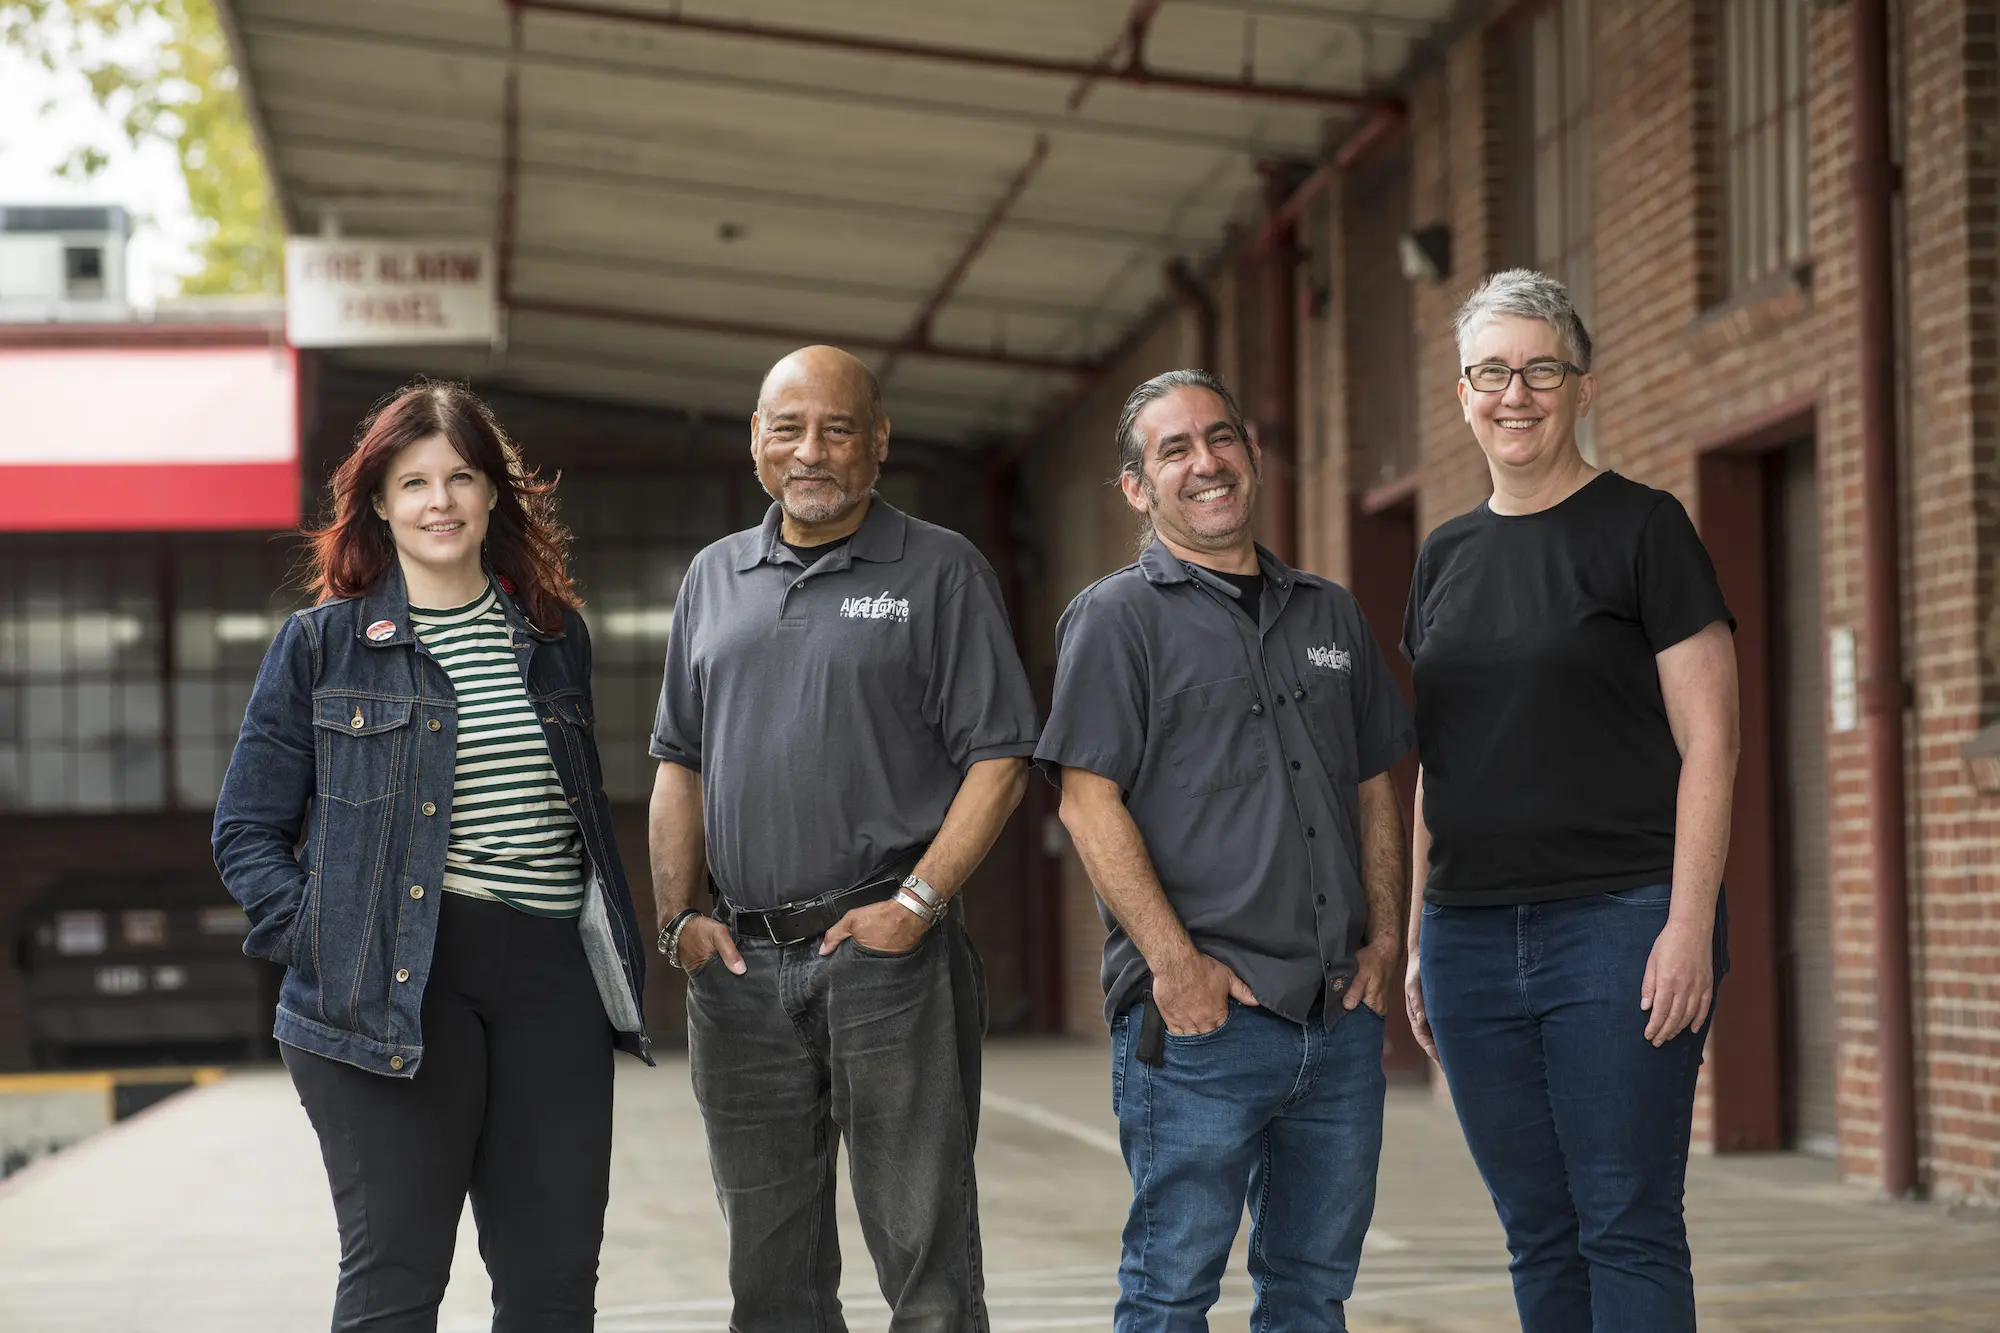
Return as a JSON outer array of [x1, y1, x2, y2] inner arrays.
[[366, 619, 397, 642]]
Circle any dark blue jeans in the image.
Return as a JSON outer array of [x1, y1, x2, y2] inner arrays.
[[1420, 882, 1726, 1333], [1110, 999, 1386, 1333]]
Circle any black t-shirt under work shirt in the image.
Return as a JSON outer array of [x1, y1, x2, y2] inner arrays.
[[782, 533, 853, 567], [1401, 471, 1733, 905], [1207, 567, 1265, 621]]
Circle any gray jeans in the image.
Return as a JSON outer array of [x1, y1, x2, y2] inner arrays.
[[687, 908, 989, 1332]]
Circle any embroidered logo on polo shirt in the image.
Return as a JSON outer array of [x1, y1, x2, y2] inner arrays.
[[840, 591, 911, 623], [1306, 644, 1352, 672]]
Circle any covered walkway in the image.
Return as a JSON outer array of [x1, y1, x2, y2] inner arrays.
[[2, 1043, 1996, 1331]]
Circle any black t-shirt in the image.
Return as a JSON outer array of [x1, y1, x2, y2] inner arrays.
[[1207, 567, 1265, 622], [781, 533, 853, 567], [1400, 472, 1733, 905]]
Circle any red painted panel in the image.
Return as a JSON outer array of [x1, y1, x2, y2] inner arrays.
[[0, 462, 300, 531], [1697, 450, 1787, 1151]]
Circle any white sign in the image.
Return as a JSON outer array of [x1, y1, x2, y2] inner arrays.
[[285, 238, 497, 347], [1829, 626, 1858, 732]]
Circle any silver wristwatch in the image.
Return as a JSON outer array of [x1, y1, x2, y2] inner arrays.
[[896, 874, 946, 926]]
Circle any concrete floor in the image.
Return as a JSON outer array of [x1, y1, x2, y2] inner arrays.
[[0, 1040, 1995, 1331]]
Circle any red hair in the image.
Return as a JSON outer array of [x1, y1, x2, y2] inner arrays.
[[305, 380, 579, 629]]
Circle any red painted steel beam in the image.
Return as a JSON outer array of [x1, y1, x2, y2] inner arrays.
[[1254, 103, 1405, 252], [1068, 0, 1168, 110], [517, 0, 1400, 112], [496, 0, 524, 305], [506, 295, 1095, 377], [1849, 0, 1918, 1200], [878, 1, 1163, 386], [881, 135, 1052, 385]]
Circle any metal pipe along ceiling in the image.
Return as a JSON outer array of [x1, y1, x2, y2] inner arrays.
[[515, 0, 1403, 112]]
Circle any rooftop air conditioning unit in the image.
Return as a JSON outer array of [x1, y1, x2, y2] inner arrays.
[[0, 205, 133, 322]]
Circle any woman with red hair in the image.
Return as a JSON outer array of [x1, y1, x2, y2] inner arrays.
[[214, 380, 650, 1331]]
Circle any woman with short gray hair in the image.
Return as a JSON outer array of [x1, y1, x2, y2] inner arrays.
[[1400, 270, 1739, 1331]]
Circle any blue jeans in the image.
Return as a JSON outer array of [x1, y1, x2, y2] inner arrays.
[[1110, 999, 1386, 1333], [1420, 882, 1727, 1333]]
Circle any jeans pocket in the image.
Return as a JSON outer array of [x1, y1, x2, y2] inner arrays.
[[1163, 999, 1235, 1043], [850, 923, 935, 960], [1601, 881, 1675, 908]]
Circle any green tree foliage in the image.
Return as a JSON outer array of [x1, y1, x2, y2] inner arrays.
[[1, 0, 282, 295]]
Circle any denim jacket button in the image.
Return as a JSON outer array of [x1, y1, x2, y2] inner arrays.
[[410, 885, 424, 899], [395, 968, 410, 983], [427, 718, 441, 732], [389, 1056, 404, 1071], [421, 802, 437, 816]]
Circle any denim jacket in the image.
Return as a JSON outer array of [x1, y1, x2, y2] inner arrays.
[[213, 563, 652, 1076]]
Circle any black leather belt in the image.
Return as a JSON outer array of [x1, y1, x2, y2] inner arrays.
[[717, 851, 924, 946]]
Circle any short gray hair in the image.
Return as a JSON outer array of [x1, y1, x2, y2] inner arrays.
[[1453, 269, 1594, 371], [1113, 369, 1248, 479]]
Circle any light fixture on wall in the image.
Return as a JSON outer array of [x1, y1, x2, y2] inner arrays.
[[1398, 222, 1452, 283]]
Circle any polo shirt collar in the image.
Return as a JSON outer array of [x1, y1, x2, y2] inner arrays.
[[1138, 538, 1298, 592], [735, 491, 909, 572]]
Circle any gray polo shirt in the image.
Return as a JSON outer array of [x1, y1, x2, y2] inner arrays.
[[1034, 540, 1414, 1027], [652, 495, 1039, 910]]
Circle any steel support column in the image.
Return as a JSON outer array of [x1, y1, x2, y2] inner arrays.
[[1849, 0, 1919, 1199], [1252, 164, 1301, 564]]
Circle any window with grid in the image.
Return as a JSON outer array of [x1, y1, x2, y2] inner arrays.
[[172, 539, 303, 808], [0, 539, 165, 811], [562, 469, 770, 802], [0, 535, 304, 813], [1721, 0, 1809, 293]]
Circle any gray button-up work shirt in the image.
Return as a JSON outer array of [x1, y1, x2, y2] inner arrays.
[[1035, 541, 1414, 1026], [652, 495, 1040, 910]]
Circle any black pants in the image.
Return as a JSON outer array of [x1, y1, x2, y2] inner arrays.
[[284, 893, 617, 1333]]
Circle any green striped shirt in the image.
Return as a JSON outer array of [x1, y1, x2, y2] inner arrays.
[[411, 584, 585, 918]]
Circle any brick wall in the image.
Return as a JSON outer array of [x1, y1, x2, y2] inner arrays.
[[1014, 0, 2000, 1202], [1377, 0, 1999, 1200]]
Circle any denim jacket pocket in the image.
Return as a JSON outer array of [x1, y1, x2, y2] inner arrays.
[[289, 871, 322, 981], [312, 694, 414, 806]]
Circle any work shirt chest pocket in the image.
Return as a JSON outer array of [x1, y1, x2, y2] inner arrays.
[[312, 695, 414, 807], [1157, 675, 1269, 797], [1298, 667, 1358, 782]]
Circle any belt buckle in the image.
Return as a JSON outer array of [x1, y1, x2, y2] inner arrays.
[[762, 909, 785, 945]]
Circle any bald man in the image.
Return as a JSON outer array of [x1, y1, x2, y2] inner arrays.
[[648, 346, 1038, 1329]]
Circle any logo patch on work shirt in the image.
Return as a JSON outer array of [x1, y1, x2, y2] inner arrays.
[[1306, 644, 1352, 672], [840, 591, 911, 623], [366, 620, 397, 642]]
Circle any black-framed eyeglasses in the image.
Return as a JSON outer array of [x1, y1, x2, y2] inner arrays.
[[1462, 361, 1583, 393]]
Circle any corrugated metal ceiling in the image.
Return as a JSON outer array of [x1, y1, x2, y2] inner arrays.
[[221, 0, 1455, 445]]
